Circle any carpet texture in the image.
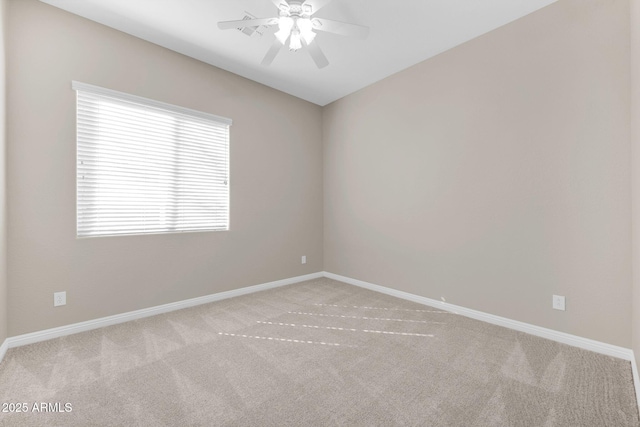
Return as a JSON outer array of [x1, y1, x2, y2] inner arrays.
[[0, 278, 638, 426]]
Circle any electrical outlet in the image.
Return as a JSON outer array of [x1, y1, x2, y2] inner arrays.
[[54, 291, 66, 307], [301, 255, 307, 264], [552, 295, 565, 311]]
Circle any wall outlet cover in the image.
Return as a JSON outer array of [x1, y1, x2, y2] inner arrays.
[[552, 295, 565, 311], [54, 291, 66, 307]]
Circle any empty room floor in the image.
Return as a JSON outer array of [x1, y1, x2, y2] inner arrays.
[[0, 278, 637, 426]]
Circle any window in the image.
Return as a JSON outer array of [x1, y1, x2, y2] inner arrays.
[[74, 81, 231, 237]]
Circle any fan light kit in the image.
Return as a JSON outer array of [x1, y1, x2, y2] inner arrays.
[[218, 0, 369, 69]]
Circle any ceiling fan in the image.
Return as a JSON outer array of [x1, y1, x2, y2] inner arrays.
[[217, 0, 369, 69]]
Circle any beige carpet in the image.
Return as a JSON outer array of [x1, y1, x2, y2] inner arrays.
[[0, 278, 638, 426]]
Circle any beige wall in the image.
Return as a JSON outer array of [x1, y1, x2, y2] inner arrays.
[[632, 0, 640, 365], [2, 0, 635, 351], [324, 0, 631, 347], [6, 0, 323, 336], [0, 0, 7, 344]]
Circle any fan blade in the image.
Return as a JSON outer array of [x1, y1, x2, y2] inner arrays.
[[312, 18, 369, 39], [304, 40, 329, 69], [262, 39, 283, 66], [301, 0, 332, 14], [218, 18, 278, 30]]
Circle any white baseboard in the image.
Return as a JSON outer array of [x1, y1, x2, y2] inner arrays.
[[323, 272, 634, 361], [0, 338, 7, 365], [323, 272, 640, 409], [0, 271, 634, 361], [2, 269, 639, 408], [4, 272, 323, 351]]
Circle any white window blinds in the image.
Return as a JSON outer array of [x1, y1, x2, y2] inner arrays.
[[74, 81, 231, 237]]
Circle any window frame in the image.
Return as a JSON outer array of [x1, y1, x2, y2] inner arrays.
[[73, 81, 232, 238]]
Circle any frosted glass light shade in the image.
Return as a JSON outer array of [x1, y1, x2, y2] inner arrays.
[[275, 16, 294, 44], [289, 28, 302, 51], [297, 18, 316, 44]]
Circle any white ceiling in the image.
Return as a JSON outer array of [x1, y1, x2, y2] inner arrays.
[[40, 0, 557, 106]]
